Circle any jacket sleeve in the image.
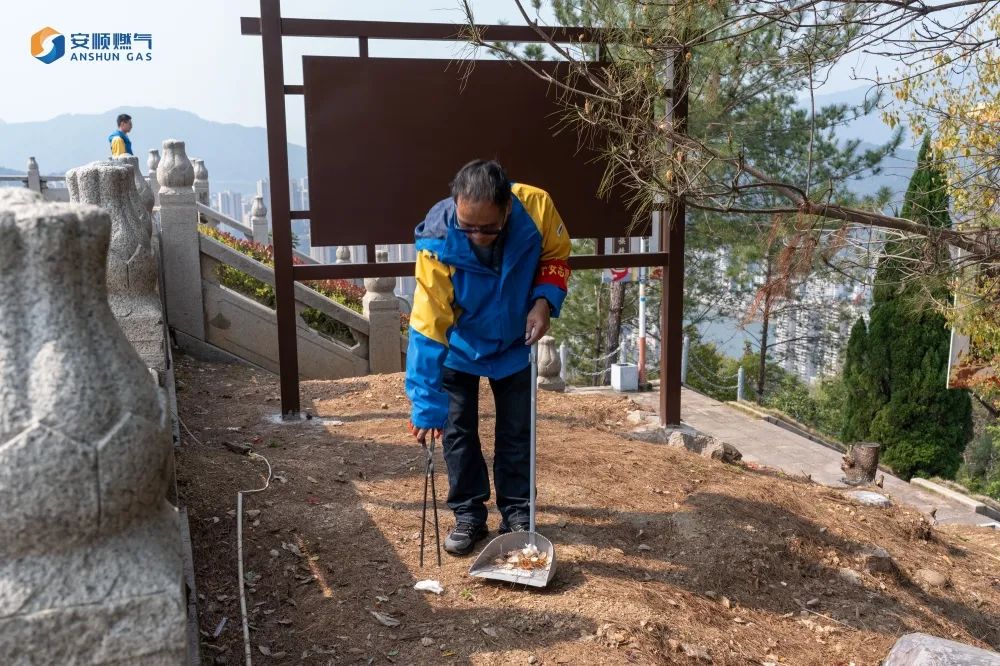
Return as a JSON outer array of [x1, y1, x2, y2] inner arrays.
[[514, 185, 572, 317], [405, 250, 456, 429], [110, 136, 127, 157]]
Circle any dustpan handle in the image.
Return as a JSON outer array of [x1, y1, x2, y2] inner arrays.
[[529, 342, 538, 541]]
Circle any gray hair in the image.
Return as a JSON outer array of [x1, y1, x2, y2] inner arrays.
[[450, 159, 510, 208]]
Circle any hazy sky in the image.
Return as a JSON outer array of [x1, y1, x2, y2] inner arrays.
[[4, 1, 888, 145]]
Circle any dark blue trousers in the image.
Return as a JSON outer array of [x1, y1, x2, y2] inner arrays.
[[440, 365, 531, 527]]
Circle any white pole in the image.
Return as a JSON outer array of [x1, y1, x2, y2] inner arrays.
[[681, 334, 690, 385], [638, 236, 647, 385]]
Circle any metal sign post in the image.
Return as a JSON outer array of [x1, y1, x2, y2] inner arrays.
[[243, 0, 685, 425]]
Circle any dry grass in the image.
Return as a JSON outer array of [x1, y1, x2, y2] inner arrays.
[[175, 355, 1000, 665]]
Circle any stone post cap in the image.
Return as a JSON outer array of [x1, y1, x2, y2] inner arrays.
[[157, 140, 195, 193], [147, 149, 160, 172], [364, 250, 396, 297], [336, 246, 352, 263], [114, 154, 141, 176], [192, 158, 208, 181], [113, 154, 155, 215], [251, 194, 268, 218], [66, 161, 135, 204], [0, 196, 169, 553]]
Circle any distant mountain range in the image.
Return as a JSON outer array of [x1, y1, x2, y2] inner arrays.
[[0, 88, 917, 204], [0, 107, 307, 198]]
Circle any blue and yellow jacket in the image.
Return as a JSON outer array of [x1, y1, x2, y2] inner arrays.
[[406, 183, 571, 429], [109, 130, 132, 157]]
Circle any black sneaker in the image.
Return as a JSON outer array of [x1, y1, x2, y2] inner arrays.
[[443, 521, 489, 555], [498, 521, 530, 535]]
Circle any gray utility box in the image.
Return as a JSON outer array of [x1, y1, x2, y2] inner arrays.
[[611, 363, 639, 392]]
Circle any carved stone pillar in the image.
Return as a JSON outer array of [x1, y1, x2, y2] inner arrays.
[[147, 149, 161, 208], [157, 140, 204, 342], [66, 160, 164, 370], [26, 157, 42, 193], [250, 194, 269, 245], [363, 250, 402, 373], [114, 154, 155, 218], [191, 158, 209, 205], [0, 189, 186, 663], [537, 335, 566, 391]]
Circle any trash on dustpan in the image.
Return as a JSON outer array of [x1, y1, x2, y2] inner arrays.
[[413, 579, 444, 595], [496, 544, 550, 571]]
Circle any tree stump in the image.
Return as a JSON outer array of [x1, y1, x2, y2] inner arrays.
[[841, 442, 881, 486]]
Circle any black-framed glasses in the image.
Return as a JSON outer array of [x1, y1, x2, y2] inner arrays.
[[455, 211, 508, 236], [455, 224, 504, 236]]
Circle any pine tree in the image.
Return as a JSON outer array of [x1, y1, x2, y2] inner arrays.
[[863, 135, 972, 479], [840, 317, 884, 442]]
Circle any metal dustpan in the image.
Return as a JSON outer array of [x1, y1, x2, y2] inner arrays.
[[468, 529, 557, 588], [469, 343, 556, 588]]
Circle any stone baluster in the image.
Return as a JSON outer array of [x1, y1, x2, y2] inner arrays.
[[67, 160, 164, 370], [192, 158, 209, 205], [113, 154, 155, 218], [363, 250, 402, 373], [335, 245, 352, 264], [537, 335, 566, 391], [26, 157, 41, 193], [147, 149, 161, 208], [157, 140, 205, 344], [0, 189, 186, 662], [250, 195, 269, 245]]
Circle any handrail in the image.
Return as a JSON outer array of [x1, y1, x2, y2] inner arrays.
[[0, 175, 65, 182], [197, 202, 254, 239], [199, 233, 370, 336], [197, 201, 319, 265]]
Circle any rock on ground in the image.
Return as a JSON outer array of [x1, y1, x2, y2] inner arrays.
[[883, 632, 1000, 665]]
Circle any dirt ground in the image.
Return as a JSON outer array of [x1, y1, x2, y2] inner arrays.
[[174, 354, 1000, 665]]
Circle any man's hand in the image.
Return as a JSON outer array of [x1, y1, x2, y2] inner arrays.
[[409, 421, 442, 444], [525, 298, 551, 345]]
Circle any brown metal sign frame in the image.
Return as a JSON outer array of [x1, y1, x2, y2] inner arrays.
[[241, 0, 686, 425]]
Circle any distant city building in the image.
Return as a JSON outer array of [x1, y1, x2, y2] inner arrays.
[[289, 178, 303, 211], [773, 280, 870, 384], [212, 191, 242, 221]]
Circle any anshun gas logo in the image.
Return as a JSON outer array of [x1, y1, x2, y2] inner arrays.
[[30, 27, 153, 64], [30, 27, 65, 64]]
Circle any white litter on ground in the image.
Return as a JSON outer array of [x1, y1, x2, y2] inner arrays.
[[413, 580, 444, 595]]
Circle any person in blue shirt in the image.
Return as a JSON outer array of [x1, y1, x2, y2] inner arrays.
[[405, 160, 571, 555], [109, 113, 133, 157]]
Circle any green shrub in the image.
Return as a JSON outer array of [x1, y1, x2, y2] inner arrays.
[[201, 225, 384, 346]]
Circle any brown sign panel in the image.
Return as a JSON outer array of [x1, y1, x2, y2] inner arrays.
[[302, 56, 640, 247]]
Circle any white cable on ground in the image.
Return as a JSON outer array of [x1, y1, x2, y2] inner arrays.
[[178, 416, 204, 447], [237, 452, 272, 666]]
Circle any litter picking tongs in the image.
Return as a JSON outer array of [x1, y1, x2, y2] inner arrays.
[[419, 431, 442, 567], [468, 342, 557, 588]]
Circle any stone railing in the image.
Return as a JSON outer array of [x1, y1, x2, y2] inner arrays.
[[0, 188, 186, 661], [156, 138, 405, 377], [196, 201, 254, 240], [196, 201, 319, 265], [199, 233, 391, 378], [0, 157, 70, 202]]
